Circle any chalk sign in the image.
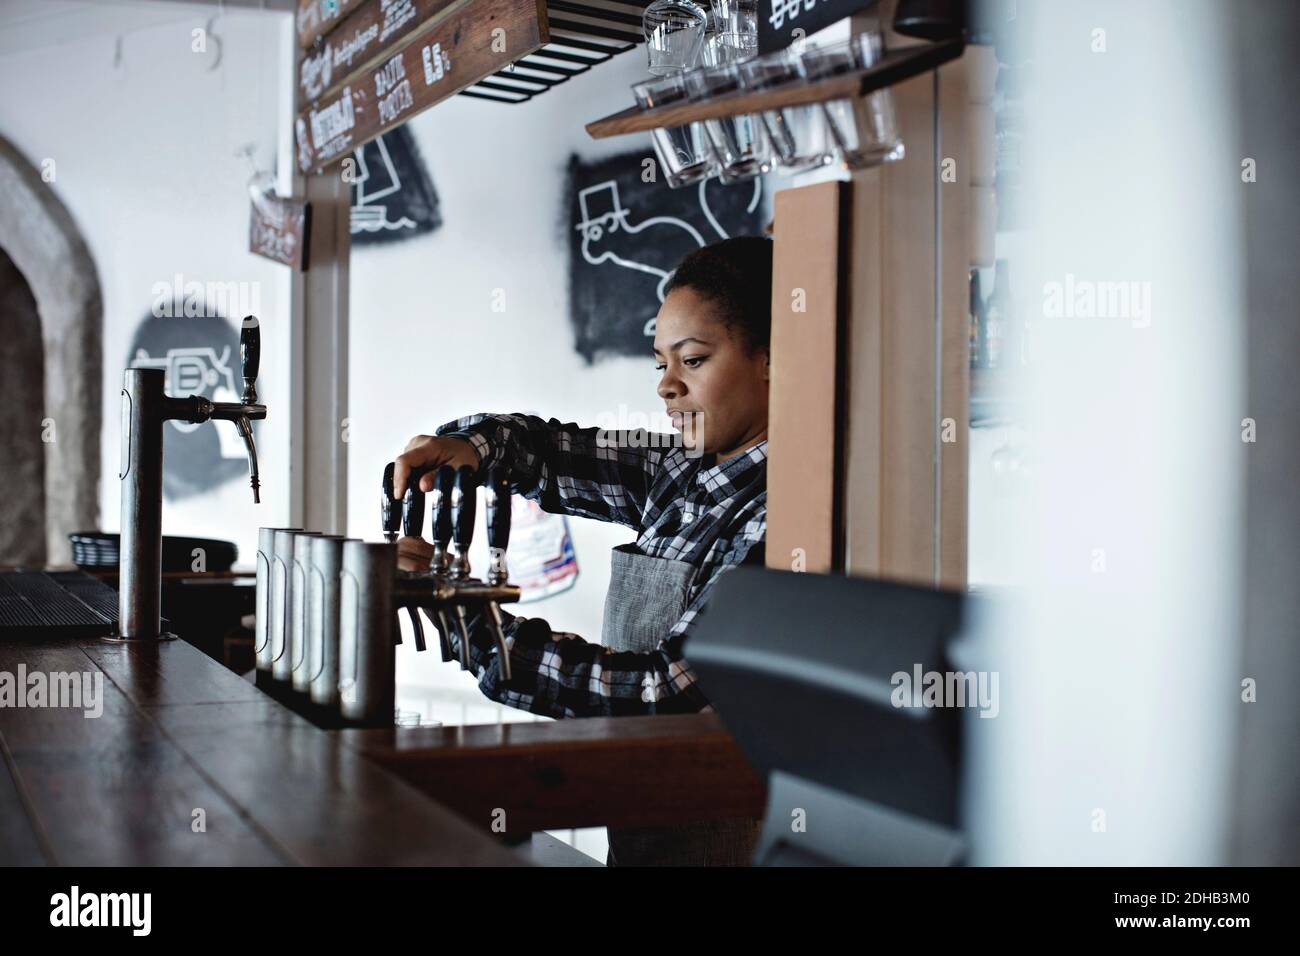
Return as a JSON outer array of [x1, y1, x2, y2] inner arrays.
[[758, 0, 873, 53], [249, 196, 310, 270], [566, 148, 768, 363]]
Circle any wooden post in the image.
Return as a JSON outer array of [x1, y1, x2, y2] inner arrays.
[[764, 19, 973, 588], [765, 181, 848, 575], [841, 52, 971, 589]]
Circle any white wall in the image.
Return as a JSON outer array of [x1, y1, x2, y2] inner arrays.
[[0, 1, 293, 563]]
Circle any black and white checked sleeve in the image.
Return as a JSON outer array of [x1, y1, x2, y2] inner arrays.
[[448, 535, 765, 720], [435, 413, 665, 530], [449, 605, 712, 719]]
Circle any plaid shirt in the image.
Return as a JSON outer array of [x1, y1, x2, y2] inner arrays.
[[436, 413, 767, 719]]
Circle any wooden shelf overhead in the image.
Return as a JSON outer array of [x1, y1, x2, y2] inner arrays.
[[294, 0, 657, 171], [585, 37, 964, 139]]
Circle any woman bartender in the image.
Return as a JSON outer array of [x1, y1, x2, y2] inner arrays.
[[391, 236, 772, 866]]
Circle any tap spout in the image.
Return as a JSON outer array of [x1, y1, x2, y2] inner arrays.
[[235, 415, 261, 504]]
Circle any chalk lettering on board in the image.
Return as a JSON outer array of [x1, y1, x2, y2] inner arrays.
[[334, 23, 379, 71], [421, 42, 448, 84], [350, 127, 442, 244], [310, 85, 355, 159], [374, 54, 406, 97], [381, 0, 418, 42], [301, 48, 333, 100], [378, 79, 414, 124]]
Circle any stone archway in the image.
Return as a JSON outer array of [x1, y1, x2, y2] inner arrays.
[[0, 136, 102, 566]]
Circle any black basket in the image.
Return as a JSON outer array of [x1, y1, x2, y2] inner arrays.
[[68, 532, 238, 573]]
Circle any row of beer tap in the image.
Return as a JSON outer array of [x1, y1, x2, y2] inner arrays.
[[253, 462, 521, 727]]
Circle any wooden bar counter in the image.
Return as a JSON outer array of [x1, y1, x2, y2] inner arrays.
[[0, 632, 765, 865]]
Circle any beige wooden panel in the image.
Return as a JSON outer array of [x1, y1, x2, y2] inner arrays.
[[843, 49, 972, 589], [765, 181, 845, 575], [937, 56, 971, 589]]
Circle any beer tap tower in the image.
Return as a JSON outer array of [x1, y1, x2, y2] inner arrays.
[[379, 462, 518, 681], [116, 316, 266, 641]]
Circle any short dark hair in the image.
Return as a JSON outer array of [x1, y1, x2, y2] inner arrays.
[[664, 236, 773, 354]]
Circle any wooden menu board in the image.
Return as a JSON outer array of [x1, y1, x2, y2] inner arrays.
[[296, 0, 368, 49], [298, 0, 459, 105], [294, 0, 549, 173], [249, 196, 311, 269]]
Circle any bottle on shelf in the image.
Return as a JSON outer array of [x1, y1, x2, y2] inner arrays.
[[969, 268, 984, 370], [983, 259, 1011, 370]]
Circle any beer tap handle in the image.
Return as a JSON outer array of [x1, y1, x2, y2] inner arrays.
[[381, 463, 401, 542], [484, 467, 511, 584], [402, 472, 427, 539], [239, 317, 261, 502], [240, 315, 260, 404], [482, 467, 513, 681], [451, 464, 476, 575], [430, 465, 455, 573]]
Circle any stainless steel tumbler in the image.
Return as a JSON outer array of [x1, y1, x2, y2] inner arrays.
[[338, 541, 396, 726], [289, 531, 328, 693], [306, 535, 350, 707], [256, 527, 302, 675], [271, 530, 320, 683]]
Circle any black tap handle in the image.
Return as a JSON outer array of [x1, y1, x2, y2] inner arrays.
[[485, 468, 511, 552], [452, 464, 476, 551], [432, 465, 455, 547], [403, 479, 426, 538], [381, 462, 400, 539], [240, 316, 260, 401]]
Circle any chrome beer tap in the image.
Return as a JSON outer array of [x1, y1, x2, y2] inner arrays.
[[448, 464, 479, 671], [482, 467, 515, 682], [117, 315, 267, 641], [381, 462, 428, 653], [449, 465, 514, 681], [426, 464, 460, 664]]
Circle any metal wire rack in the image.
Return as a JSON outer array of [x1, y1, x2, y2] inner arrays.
[[458, 0, 650, 104]]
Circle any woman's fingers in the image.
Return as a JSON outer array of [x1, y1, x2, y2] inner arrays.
[[392, 436, 481, 499], [393, 439, 439, 499]]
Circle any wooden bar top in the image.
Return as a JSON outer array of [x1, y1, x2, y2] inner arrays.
[[1, 630, 766, 864], [0, 635, 519, 866]]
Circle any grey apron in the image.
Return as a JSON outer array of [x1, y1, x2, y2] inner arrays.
[[600, 542, 763, 866]]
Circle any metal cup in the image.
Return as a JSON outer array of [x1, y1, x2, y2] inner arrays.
[[289, 531, 329, 693], [292, 534, 342, 693], [255, 527, 302, 674], [306, 536, 350, 708], [338, 541, 397, 726], [271, 530, 320, 683]]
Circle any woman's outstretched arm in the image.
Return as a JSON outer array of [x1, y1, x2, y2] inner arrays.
[[432, 412, 671, 530]]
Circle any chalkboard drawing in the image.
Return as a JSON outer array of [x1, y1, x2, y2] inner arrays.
[[567, 148, 768, 362], [126, 313, 254, 500], [350, 126, 442, 246], [576, 180, 707, 321], [130, 346, 238, 439]]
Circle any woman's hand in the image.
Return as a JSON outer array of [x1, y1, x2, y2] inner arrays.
[[392, 434, 481, 499], [396, 535, 434, 572]]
